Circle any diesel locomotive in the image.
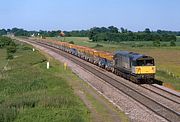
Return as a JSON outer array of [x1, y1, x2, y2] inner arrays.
[[35, 38, 156, 83], [113, 51, 155, 83]]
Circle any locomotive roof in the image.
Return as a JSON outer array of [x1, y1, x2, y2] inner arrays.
[[114, 51, 153, 60]]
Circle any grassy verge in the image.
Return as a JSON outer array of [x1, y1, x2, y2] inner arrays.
[[63, 72, 129, 122], [85, 87, 129, 122], [0, 43, 90, 122], [156, 70, 180, 91], [46, 37, 180, 91]]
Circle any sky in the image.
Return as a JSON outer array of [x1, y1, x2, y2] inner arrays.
[[0, 0, 180, 31]]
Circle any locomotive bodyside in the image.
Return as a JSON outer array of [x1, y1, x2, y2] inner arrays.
[[114, 51, 156, 83]]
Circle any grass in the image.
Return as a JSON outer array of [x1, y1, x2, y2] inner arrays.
[[176, 36, 180, 42], [46, 37, 180, 91], [156, 70, 180, 91], [0, 43, 90, 122], [50, 37, 96, 48], [0, 49, 7, 70], [62, 68, 129, 122], [85, 88, 129, 122]]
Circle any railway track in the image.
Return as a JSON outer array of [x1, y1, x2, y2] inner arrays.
[[22, 39, 180, 122], [141, 84, 180, 104]]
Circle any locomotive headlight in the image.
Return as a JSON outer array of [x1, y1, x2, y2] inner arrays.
[[152, 67, 155, 71], [135, 67, 142, 74], [137, 67, 141, 71]]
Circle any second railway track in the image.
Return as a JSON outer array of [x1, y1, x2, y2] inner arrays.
[[21, 38, 180, 122], [141, 84, 180, 104]]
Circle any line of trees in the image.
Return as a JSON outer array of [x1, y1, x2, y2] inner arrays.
[[0, 28, 62, 37], [88, 27, 177, 42], [64, 30, 89, 37], [0, 27, 179, 42]]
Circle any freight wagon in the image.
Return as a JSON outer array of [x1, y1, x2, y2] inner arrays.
[[36, 39, 156, 83]]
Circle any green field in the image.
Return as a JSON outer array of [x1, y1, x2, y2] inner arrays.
[[48, 37, 180, 91], [177, 36, 180, 42], [0, 44, 90, 122]]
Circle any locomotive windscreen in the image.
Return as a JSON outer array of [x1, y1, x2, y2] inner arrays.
[[136, 59, 154, 66]]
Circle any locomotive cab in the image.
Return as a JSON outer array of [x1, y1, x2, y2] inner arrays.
[[134, 58, 154, 66], [131, 56, 156, 81]]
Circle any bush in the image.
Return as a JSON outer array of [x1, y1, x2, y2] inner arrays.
[[6, 45, 16, 60], [69, 41, 74, 44], [136, 44, 144, 47], [153, 40, 160, 47], [7, 46, 16, 53], [162, 44, 167, 47], [131, 45, 135, 47], [94, 44, 103, 48], [170, 40, 176, 46], [0, 36, 12, 48], [7, 53, 13, 59]]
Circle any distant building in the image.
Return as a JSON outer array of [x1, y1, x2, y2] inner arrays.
[[60, 31, 65, 37], [31, 34, 35, 37]]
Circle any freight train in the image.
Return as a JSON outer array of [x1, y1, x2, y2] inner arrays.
[[35, 38, 156, 83]]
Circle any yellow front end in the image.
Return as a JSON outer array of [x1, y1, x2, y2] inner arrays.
[[133, 66, 156, 74]]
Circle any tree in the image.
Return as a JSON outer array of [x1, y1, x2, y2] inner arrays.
[[11, 28, 19, 33], [108, 26, 118, 33], [96, 33, 108, 41], [0, 29, 7, 35], [144, 28, 151, 33], [100, 27, 109, 33], [89, 30, 96, 41], [120, 27, 125, 33]]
